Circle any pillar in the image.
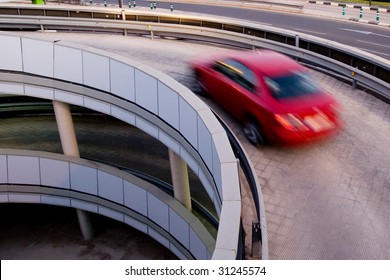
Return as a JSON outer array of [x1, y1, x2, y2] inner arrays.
[[168, 149, 192, 211], [53, 101, 94, 240], [53, 101, 79, 157]]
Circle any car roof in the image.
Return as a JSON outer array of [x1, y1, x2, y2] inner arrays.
[[222, 50, 306, 77]]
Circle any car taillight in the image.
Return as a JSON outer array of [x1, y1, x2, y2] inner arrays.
[[275, 113, 309, 131]]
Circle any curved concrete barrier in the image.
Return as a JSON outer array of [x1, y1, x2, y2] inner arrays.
[[0, 32, 243, 259]]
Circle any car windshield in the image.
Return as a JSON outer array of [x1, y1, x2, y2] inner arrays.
[[265, 72, 321, 99]]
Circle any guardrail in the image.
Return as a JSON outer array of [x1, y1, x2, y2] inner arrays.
[[0, 4, 388, 100]]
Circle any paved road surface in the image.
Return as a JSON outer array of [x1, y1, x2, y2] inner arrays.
[[89, 0, 390, 57]]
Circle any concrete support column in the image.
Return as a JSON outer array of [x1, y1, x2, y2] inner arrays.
[[76, 209, 94, 241], [52, 101, 80, 157], [53, 101, 94, 240], [168, 149, 192, 211]]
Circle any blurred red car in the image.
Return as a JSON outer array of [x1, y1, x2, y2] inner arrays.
[[191, 49, 342, 145]]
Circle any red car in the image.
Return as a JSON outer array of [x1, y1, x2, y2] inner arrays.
[[191, 49, 342, 145]]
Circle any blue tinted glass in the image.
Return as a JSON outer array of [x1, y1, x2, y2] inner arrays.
[[265, 72, 320, 99]]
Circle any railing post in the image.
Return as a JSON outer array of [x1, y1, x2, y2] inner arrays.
[[148, 25, 154, 40], [352, 70, 357, 89], [251, 221, 261, 259], [121, 9, 127, 36]]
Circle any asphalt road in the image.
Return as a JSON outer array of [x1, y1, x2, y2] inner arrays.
[[96, 0, 390, 58]]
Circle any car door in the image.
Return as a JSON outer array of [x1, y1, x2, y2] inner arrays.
[[213, 59, 258, 119], [210, 59, 259, 120]]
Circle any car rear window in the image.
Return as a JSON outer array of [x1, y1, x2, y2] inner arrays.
[[265, 72, 321, 99]]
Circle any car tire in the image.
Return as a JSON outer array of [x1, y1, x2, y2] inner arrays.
[[243, 120, 265, 146]]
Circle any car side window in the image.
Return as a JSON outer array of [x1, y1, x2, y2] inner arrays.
[[213, 59, 257, 93]]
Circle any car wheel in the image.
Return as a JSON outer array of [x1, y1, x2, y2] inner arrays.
[[243, 121, 264, 146]]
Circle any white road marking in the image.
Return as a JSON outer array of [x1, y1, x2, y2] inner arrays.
[[339, 28, 372, 35], [357, 40, 390, 49], [373, 33, 390, 39], [339, 28, 390, 39]]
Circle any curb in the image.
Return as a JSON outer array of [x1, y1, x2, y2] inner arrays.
[[349, 17, 390, 27], [307, 1, 390, 27], [307, 1, 390, 13]]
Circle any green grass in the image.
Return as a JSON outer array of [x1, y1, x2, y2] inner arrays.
[[330, 0, 390, 7]]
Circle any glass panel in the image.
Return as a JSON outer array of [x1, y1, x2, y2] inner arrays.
[[215, 59, 257, 93], [265, 72, 321, 99]]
